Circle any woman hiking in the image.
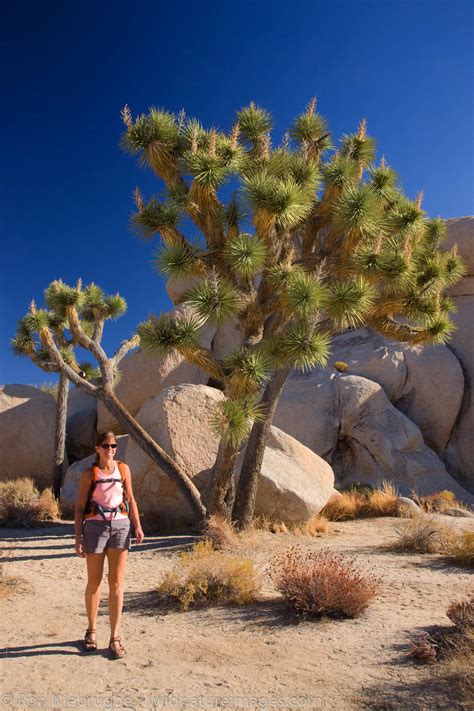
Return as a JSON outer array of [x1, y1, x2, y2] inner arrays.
[[75, 431, 145, 658]]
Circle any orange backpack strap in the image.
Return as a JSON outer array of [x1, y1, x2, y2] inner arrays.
[[83, 464, 101, 519]]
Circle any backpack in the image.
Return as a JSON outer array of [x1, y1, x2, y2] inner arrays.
[[83, 460, 130, 521]]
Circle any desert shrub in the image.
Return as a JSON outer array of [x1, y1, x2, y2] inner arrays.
[[156, 540, 261, 610], [409, 596, 474, 703], [410, 632, 438, 663], [417, 490, 459, 514], [0, 478, 60, 527], [269, 545, 381, 619], [445, 530, 474, 567], [390, 515, 457, 553], [447, 596, 474, 632], [200, 513, 238, 549]]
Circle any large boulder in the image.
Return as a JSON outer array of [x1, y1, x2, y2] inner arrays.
[[443, 217, 474, 491], [327, 328, 463, 457], [66, 387, 97, 463], [334, 375, 473, 503], [246, 427, 334, 523], [97, 304, 216, 433], [396, 344, 464, 456], [273, 370, 340, 460], [275, 328, 464, 462], [126, 384, 334, 527], [0, 384, 57, 488], [60, 435, 129, 505]]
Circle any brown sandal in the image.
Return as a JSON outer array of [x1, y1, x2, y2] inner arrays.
[[109, 636, 126, 659], [83, 628, 97, 652]]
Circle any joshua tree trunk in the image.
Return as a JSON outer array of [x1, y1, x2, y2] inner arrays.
[[52, 371, 69, 499], [207, 440, 241, 521], [232, 364, 291, 530], [96, 387, 207, 524]]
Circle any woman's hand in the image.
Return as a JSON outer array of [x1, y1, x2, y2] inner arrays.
[[75, 540, 85, 558], [134, 527, 145, 545]]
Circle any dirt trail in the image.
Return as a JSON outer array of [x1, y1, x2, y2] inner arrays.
[[1, 517, 472, 710]]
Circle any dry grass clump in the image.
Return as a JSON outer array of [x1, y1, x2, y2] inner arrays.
[[321, 481, 399, 521], [0, 478, 59, 527], [447, 596, 474, 632], [389, 514, 474, 566], [269, 545, 381, 619], [156, 540, 261, 610], [445, 530, 474, 567], [249, 512, 329, 537], [0, 564, 31, 597], [410, 596, 474, 702], [417, 490, 459, 514], [390, 515, 457, 554]]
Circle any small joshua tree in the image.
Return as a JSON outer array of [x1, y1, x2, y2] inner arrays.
[[122, 100, 464, 529], [12, 309, 71, 498], [12, 279, 207, 522]]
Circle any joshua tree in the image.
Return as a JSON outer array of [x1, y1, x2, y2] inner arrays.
[[12, 316, 70, 499], [12, 280, 207, 523], [123, 100, 464, 528]]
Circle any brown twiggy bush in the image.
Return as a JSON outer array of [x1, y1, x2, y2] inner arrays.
[[200, 513, 238, 549], [156, 540, 261, 610], [269, 545, 381, 619], [0, 479, 59, 527], [409, 596, 474, 703], [390, 515, 457, 554], [410, 632, 438, 663]]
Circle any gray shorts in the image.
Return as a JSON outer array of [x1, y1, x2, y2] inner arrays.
[[82, 518, 131, 554]]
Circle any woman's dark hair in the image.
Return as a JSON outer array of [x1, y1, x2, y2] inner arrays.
[[94, 431, 117, 464]]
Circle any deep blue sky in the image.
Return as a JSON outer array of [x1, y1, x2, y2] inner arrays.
[[1, 0, 473, 385]]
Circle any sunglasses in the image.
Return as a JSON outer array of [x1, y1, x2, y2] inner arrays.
[[100, 443, 117, 450]]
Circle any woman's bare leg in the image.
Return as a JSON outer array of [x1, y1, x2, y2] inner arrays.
[[106, 548, 128, 640], [85, 552, 106, 634]]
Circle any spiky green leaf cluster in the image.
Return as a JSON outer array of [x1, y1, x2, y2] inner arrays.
[[209, 396, 266, 446], [185, 279, 241, 325], [44, 280, 83, 318], [281, 273, 328, 316], [244, 171, 315, 228], [121, 108, 179, 155], [236, 104, 272, 143], [327, 277, 376, 329], [333, 185, 382, 240], [224, 233, 267, 278], [340, 132, 376, 167], [137, 312, 202, 355], [154, 242, 201, 278], [222, 348, 271, 393], [131, 197, 182, 240], [279, 326, 331, 371]]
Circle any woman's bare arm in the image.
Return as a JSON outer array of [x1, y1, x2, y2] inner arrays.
[[123, 464, 144, 543], [75, 470, 92, 555]]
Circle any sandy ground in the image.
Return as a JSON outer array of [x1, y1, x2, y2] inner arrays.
[[1, 516, 473, 711]]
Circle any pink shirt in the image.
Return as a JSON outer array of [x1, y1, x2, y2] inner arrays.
[[87, 462, 129, 521]]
